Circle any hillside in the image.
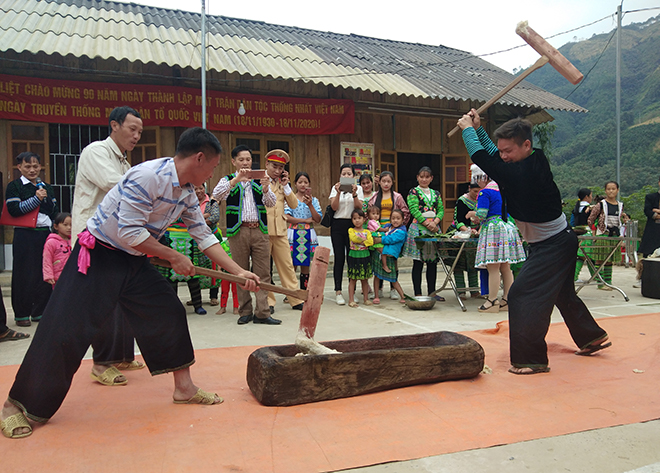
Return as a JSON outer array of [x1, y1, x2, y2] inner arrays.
[[522, 14, 660, 198]]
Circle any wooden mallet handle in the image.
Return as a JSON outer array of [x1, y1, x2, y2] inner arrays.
[[447, 55, 549, 138], [151, 257, 308, 301]]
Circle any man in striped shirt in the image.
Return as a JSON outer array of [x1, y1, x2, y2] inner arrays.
[[1, 127, 260, 439]]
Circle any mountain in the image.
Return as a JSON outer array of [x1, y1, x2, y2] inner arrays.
[[522, 14, 660, 198]]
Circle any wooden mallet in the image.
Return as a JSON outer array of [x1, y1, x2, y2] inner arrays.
[[447, 21, 583, 137]]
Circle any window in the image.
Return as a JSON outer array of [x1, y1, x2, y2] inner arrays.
[[8, 123, 48, 182], [128, 127, 160, 165], [48, 123, 109, 213], [233, 135, 292, 170]]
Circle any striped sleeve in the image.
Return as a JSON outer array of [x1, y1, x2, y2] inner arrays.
[[461, 127, 484, 157], [17, 195, 41, 214], [476, 126, 499, 156]]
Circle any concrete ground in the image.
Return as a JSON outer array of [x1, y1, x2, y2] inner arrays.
[[1, 263, 659, 472]]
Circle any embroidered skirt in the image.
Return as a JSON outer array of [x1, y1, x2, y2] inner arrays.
[[402, 221, 440, 262], [589, 234, 621, 264], [474, 217, 526, 269], [347, 248, 372, 280], [371, 249, 398, 282], [288, 223, 318, 267]]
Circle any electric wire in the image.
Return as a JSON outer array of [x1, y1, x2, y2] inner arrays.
[[0, 5, 657, 97]]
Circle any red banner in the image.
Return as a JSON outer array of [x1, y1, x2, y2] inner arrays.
[[0, 74, 354, 135]]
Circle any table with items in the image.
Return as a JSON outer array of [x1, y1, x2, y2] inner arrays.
[[575, 234, 640, 301], [414, 235, 480, 312]]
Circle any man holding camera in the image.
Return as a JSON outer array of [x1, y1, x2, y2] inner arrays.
[[213, 145, 279, 324]]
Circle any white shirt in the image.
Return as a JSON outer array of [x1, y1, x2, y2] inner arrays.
[[72, 136, 130, 243], [329, 186, 364, 219], [88, 158, 217, 256]]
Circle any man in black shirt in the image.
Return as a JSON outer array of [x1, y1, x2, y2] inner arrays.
[[458, 110, 610, 374]]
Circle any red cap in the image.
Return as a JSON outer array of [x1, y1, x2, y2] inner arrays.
[[265, 149, 289, 164]]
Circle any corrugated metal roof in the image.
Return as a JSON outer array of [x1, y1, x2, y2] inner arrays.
[[0, 0, 586, 112]]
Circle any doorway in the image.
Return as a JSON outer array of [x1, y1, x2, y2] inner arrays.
[[396, 152, 442, 200]]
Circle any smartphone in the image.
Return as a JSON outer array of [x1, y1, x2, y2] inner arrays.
[[305, 188, 312, 195], [339, 177, 355, 193], [246, 169, 267, 179]]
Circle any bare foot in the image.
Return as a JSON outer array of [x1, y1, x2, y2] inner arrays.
[[92, 364, 127, 384], [1, 400, 31, 438]]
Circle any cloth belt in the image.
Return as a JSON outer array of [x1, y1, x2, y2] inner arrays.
[[77, 230, 96, 275], [241, 222, 259, 228]]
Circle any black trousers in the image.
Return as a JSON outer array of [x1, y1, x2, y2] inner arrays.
[[508, 227, 607, 367], [9, 241, 195, 422], [91, 305, 137, 364], [0, 287, 8, 333], [11, 227, 52, 323], [331, 218, 352, 292], [411, 260, 438, 296]]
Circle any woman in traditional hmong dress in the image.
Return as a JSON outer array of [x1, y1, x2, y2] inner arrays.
[[401, 167, 443, 298], [467, 169, 526, 313], [285, 172, 322, 289], [445, 182, 481, 298]]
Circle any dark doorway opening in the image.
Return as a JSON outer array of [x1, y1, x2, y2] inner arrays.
[[396, 152, 442, 199]]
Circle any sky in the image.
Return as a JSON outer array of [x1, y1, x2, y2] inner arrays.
[[113, 0, 660, 72]]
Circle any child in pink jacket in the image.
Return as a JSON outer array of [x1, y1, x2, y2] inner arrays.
[[43, 213, 72, 285]]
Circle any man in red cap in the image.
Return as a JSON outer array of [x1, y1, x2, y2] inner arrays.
[[265, 149, 305, 312]]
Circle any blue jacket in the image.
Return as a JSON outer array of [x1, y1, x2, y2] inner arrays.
[[382, 226, 407, 258]]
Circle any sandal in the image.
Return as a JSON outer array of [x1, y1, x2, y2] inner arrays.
[[90, 366, 128, 386], [173, 388, 223, 405], [114, 360, 145, 371], [576, 335, 612, 356], [1, 411, 32, 439], [372, 298, 380, 305], [0, 329, 30, 342], [348, 301, 359, 308], [499, 298, 508, 312], [363, 300, 373, 306], [508, 366, 551, 375], [478, 298, 500, 313], [209, 298, 219, 306]]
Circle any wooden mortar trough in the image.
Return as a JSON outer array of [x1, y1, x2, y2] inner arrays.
[[246, 331, 485, 406]]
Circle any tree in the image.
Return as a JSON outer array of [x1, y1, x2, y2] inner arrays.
[[533, 122, 557, 158]]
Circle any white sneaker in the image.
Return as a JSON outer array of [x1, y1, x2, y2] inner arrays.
[[379, 289, 384, 298], [336, 294, 346, 305], [633, 280, 642, 288], [390, 289, 400, 300]]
